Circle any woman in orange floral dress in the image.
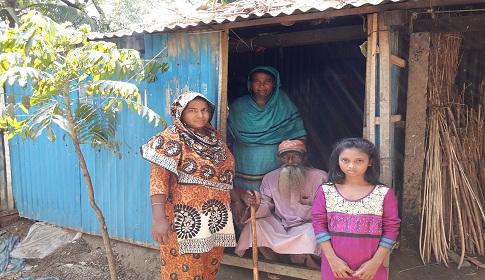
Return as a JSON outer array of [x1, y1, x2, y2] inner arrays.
[[140, 92, 238, 279]]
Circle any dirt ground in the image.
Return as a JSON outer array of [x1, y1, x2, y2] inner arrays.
[[0, 217, 160, 280], [0, 217, 484, 280]]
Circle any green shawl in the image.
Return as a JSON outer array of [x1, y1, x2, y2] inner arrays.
[[227, 66, 306, 190]]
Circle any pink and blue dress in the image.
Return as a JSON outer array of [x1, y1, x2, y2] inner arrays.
[[311, 183, 401, 280]]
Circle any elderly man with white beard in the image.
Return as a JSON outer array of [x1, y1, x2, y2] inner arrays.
[[235, 140, 328, 278]]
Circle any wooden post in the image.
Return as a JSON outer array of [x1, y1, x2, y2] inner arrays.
[[0, 87, 14, 210], [364, 13, 378, 142], [378, 13, 392, 187], [401, 32, 430, 248], [364, 13, 393, 187], [218, 30, 229, 140]]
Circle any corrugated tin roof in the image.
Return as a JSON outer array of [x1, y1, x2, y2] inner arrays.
[[89, 0, 405, 39]]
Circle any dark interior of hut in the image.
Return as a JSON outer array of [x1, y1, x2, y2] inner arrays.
[[227, 16, 367, 171]]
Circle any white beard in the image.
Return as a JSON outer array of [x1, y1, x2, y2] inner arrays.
[[278, 165, 306, 193]]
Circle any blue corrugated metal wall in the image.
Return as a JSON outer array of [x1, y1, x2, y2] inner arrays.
[[7, 31, 222, 246]]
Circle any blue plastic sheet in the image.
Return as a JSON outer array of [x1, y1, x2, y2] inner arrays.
[[0, 235, 27, 275]]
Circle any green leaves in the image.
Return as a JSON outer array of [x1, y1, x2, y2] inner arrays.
[[0, 65, 51, 87], [0, 13, 168, 158], [6, 104, 16, 120], [141, 60, 169, 83], [0, 53, 22, 71], [86, 80, 140, 100], [47, 126, 56, 142], [22, 103, 66, 141], [20, 95, 31, 112], [27, 3, 102, 32], [122, 99, 166, 128], [74, 102, 122, 158]]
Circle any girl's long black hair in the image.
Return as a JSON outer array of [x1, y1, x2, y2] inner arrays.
[[328, 138, 381, 184]]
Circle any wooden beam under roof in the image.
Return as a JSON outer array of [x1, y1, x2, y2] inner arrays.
[[229, 25, 366, 53], [413, 14, 485, 33]]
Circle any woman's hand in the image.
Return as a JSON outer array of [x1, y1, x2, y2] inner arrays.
[[152, 217, 170, 245], [231, 201, 245, 223], [327, 255, 355, 279], [352, 258, 380, 280]]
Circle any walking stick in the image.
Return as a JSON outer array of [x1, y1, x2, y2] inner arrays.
[[249, 190, 261, 280]]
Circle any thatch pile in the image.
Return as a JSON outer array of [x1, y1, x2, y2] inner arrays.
[[420, 32, 485, 268]]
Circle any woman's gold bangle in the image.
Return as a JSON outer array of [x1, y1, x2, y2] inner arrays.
[[152, 202, 164, 205]]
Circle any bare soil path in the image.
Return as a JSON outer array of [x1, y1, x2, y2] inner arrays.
[[0, 217, 484, 280]]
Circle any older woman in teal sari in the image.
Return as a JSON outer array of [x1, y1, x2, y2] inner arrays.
[[227, 66, 307, 218]]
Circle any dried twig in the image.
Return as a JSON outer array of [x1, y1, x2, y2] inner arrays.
[[420, 32, 485, 268]]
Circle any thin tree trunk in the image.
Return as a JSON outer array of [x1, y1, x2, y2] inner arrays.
[[90, 0, 108, 28], [62, 90, 118, 280]]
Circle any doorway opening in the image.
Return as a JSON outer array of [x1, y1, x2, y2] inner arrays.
[[227, 16, 367, 170]]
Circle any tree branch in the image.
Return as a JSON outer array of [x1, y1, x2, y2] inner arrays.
[[89, 0, 108, 26], [59, 0, 84, 11]]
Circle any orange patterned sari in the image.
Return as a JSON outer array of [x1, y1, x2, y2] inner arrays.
[[141, 92, 236, 279]]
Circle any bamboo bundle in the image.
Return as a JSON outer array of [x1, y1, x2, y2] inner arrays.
[[419, 32, 485, 268]]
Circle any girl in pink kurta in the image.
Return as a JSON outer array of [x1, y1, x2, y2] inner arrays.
[[311, 138, 400, 280]]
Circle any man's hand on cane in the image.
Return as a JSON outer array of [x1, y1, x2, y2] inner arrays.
[[244, 190, 261, 208]]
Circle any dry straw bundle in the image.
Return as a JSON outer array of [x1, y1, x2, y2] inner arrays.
[[419, 32, 485, 269]]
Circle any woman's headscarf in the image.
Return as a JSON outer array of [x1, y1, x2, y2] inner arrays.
[[140, 92, 234, 190], [227, 66, 306, 145]]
